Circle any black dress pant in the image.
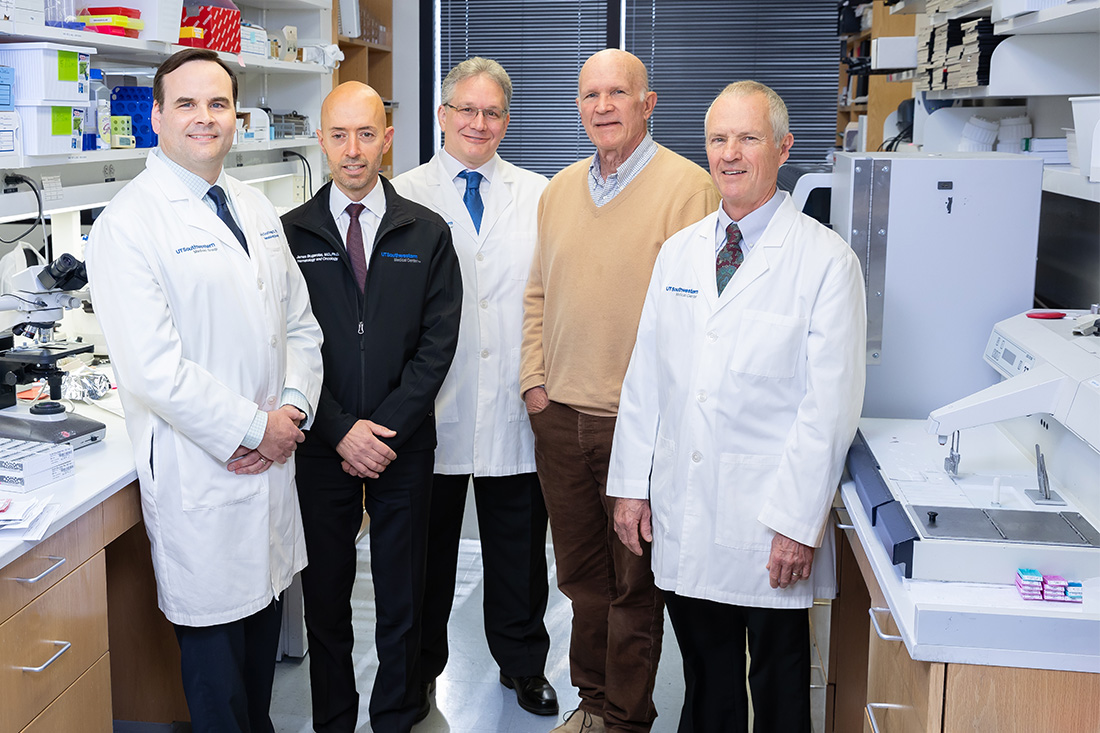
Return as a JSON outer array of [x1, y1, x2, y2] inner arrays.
[[173, 597, 282, 733], [422, 472, 551, 681], [664, 591, 810, 733], [296, 450, 433, 733]]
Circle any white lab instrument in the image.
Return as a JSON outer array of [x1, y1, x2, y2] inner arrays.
[[850, 311, 1100, 585], [830, 152, 1043, 419]]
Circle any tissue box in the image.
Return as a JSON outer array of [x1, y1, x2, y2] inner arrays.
[[180, 2, 240, 54]]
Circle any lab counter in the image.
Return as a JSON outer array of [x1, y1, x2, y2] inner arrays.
[[824, 418, 1100, 733], [0, 406, 189, 732]]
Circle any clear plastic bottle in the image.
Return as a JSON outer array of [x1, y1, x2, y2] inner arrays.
[[89, 69, 111, 151]]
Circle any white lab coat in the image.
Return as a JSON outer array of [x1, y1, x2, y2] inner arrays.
[[86, 153, 324, 627], [607, 194, 866, 608], [392, 153, 548, 476]]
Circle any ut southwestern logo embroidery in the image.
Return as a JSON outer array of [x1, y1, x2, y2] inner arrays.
[[260, 229, 280, 240], [176, 242, 218, 255], [666, 285, 699, 299], [381, 251, 420, 263]]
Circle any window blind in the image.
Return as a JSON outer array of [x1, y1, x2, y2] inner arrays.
[[624, 0, 839, 167], [438, 0, 610, 177]]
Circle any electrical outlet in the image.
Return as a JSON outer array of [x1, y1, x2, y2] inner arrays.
[[293, 174, 305, 204]]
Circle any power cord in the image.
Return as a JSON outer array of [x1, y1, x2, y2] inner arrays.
[[282, 150, 313, 198], [1, 173, 44, 244]]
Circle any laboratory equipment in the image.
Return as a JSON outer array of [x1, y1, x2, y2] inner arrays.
[[849, 311, 1100, 584], [0, 253, 105, 448], [830, 152, 1043, 418]]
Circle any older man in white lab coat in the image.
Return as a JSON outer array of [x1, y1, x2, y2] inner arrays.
[[391, 57, 557, 718], [608, 81, 866, 733], [86, 49, 323, 733]]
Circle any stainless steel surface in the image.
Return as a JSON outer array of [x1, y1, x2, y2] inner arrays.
[[849, 159, 877, 364], [913, 506, 1004, 540], [1063, 512, 1100, 545], [867, 159, 891, 365], [987, 509, 1091, 545]]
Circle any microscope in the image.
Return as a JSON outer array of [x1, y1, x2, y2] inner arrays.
[[0, 253, 106, 448]]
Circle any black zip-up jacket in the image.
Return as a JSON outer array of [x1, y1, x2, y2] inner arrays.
[[282, 177, 462, 459]]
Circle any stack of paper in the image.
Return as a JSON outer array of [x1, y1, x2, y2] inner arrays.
[[1042, 575, 1079, 603], [1066, 582, 1084, 603], [947, 19, 1005, 89], [1015, 568, 1044, 600], [1020, 137, 1071, 165], [0, 439, 75, 493], [0, 494, 59, 542]]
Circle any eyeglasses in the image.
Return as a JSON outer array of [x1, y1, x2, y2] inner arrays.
[[444, 103, 507, 122]]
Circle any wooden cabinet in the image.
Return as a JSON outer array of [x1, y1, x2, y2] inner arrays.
[[829, 525, 1100, 733], [0, 481, 185, 733], [838, 1, 917, 152], [335, 0, 395, 176], [0, 551, 109, 733]]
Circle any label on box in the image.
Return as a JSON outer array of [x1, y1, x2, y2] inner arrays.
[[58, 50, 77, 81]]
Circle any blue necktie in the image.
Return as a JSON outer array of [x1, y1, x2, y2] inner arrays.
[[207, 184, 248, 255], [458, 170, 484, 233]]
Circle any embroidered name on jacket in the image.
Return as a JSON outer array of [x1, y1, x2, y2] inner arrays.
[[176, 242, 218, 255], [260, 229, 280, 240], [296, 252, 341, 264], [666, 286, 699, 298], [381, 251, 420, 263]]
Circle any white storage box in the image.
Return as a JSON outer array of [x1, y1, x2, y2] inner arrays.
[[0, 0, 45, 25], [1069, 96, 1100, 181], [992, 0, 1069, 22], [0, 110, 20, 166], [241, 24, 268, 56], [15, 103, 82, 155], [0, 42, 94, 105], [871, 36, 918, 70]]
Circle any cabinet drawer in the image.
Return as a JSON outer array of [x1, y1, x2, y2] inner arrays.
[[944, 663, 1100, 733], [864, 606, 944, 733], [22, 652, 112, 733], [0, 551, 109, 733], [0, 508, 103, 624]]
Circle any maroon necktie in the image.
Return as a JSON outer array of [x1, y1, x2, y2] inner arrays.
[[345, 202, 367, 292], [716, 222, 744, 296]]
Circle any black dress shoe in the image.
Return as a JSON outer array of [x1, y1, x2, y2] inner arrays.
[[414, 679, 435, 724], [500, 673, 559, 716]]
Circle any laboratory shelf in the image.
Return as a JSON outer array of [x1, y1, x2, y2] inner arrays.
[[0, 21, 331, 75], [1042, 165, 1100, 202], [890, 0, 928, 14], [240, 0, 331, 9], [993, 0, 1100, 35], [924, 33, 1099, 99]]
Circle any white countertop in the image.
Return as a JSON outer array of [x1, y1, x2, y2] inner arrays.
[[842, 418, 1100, 673], [0, 403, 137, 570]]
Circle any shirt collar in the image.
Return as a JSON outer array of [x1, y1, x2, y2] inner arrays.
[[153, 147, 228, 201], [440, 148, 498, 185], [588, 133, 657, 186], [328, 178, 387, 224], [715, 188, 784, 254]]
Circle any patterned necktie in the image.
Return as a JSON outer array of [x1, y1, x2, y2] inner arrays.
[[206, 185, 248, 255], [458, 170, 484, 233], [344, 202, 368, 292], [716, 222, 744, 296]]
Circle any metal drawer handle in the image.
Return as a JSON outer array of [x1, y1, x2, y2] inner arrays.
[[14, 555, 66, 584], [869, 606, 903, 642], [20, 640, 71, 672], [866, 703, 905, 733], [835, 520, 855, 530]]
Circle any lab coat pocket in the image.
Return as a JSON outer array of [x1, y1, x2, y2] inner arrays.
[[262, 240, 291, 304], [730, 310, 807, 379], [507, 347, 528, 422], [649, 437, 677, 534], [714, 453, 781, 550], [175, 433, 262, 511]]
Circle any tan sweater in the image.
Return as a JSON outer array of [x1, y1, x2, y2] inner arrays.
[[521, 144, 720, 416]]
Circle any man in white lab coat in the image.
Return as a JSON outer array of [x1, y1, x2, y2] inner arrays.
[[86, 49, 324, 733], [608, 81, 866, 733], [391, 57, 557, 718]]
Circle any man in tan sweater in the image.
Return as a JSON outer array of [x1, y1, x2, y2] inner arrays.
[[520, 49, 719, 733]]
